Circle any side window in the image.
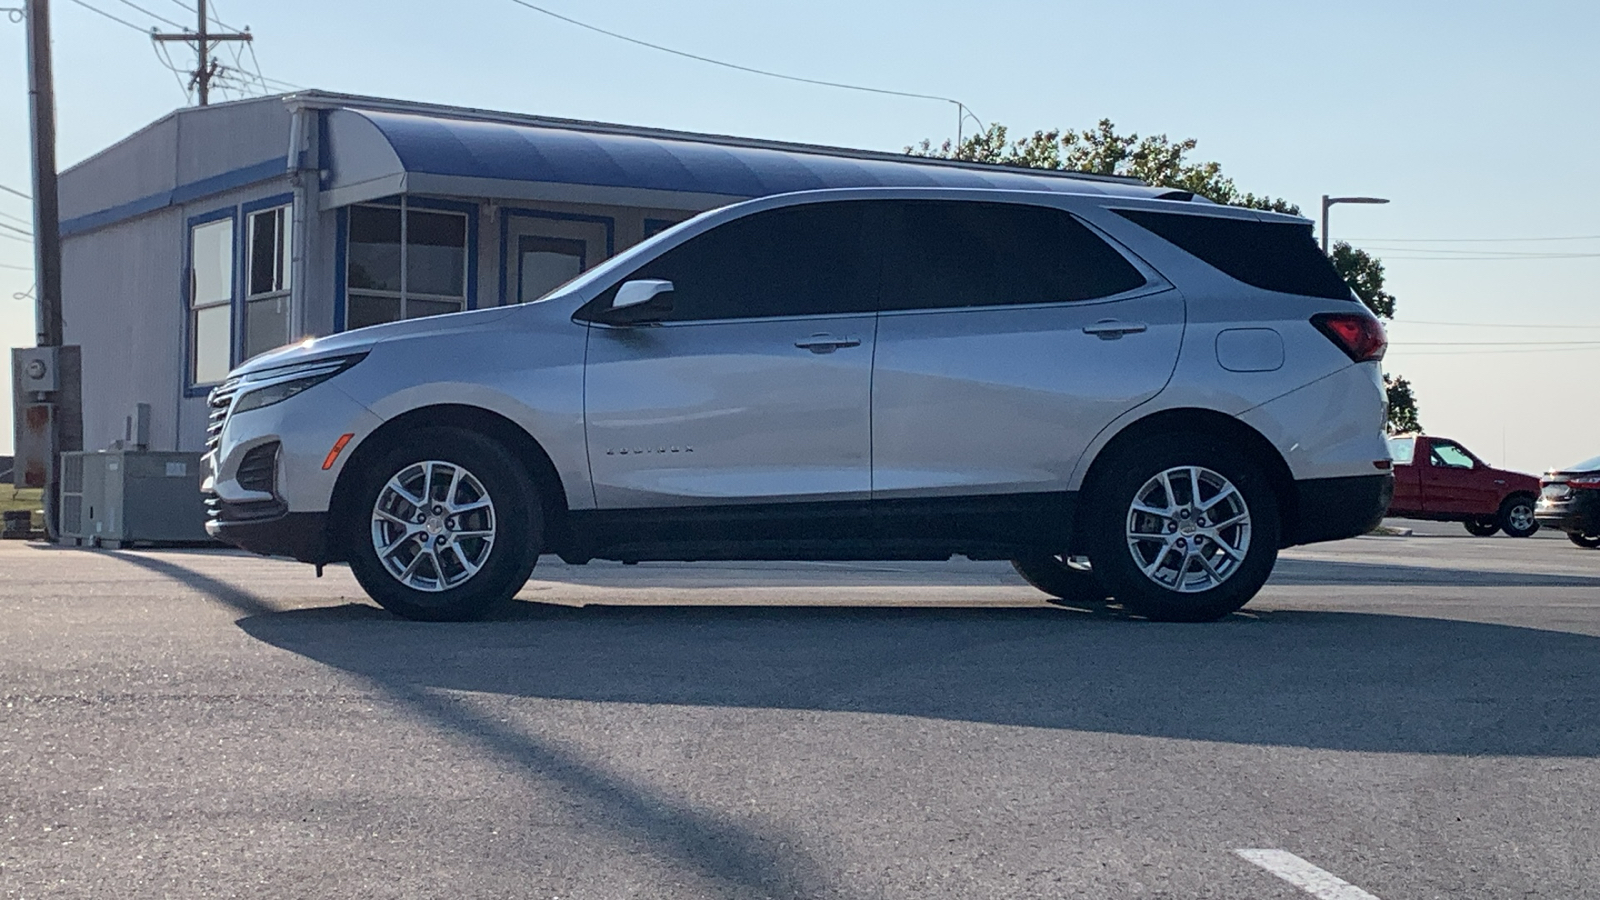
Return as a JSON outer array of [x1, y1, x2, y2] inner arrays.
[[877, 200, 1146, 312], [1113, 209, 1352, 301], [619, 202, 874, 321], [189, 216, 235, 386], [1386, 436, 1416, 465], [1430, 442, 1475, 469]]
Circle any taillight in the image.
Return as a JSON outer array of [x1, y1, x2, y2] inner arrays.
[[1312, 312, 1387, 362], [1570, 475, 1600, 490]]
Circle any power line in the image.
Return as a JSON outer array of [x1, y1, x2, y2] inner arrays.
[[62, 0, 149, 32], [1378, 253, 1600, 261], [0, 183, 30, 201], [109, 0, 183, 29], [1395, 340, 1600, 346], [0, 230, 32, 244], [0, 208, 30, 227], [1392, 319, 1600, 330], [0, 261, 33, 271], [1351, 234, 1600, 243], [502, 0, 983, 140], [0, 221, 33, 238]]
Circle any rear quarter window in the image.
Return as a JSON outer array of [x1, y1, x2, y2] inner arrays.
[[1387, 437, 1416, 465], [1114, 209, 1353, 301]]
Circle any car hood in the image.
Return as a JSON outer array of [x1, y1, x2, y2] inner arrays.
[[233, 306, 521, 376]]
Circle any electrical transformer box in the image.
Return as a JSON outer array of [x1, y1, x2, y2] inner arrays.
[[59, 451, 211, 547]]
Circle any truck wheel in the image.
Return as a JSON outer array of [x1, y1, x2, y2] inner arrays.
[[1498, 494, 1539, 538], [1569, 532, 1600, 549], [1463, 519, 1500, 537], [1083, 433, 1280, 622], [1011, 554, 1109, 605], [345, 427, 541, 621]]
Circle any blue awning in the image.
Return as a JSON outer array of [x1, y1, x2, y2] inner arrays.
[[321, 108, 1160, 211]]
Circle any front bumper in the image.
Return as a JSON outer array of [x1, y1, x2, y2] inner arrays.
[[206, 500, 334, 564], [1288, 473, 1394, 547]]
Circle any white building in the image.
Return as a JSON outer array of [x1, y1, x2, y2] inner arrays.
[[58, 91, 1133, 452]]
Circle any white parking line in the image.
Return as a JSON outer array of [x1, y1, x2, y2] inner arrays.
[[1234, 849, 1383, 900]]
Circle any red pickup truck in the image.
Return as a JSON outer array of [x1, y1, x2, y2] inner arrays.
[[1386, 434, 1541, 536]]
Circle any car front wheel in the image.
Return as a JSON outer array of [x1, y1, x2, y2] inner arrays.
[[1498, 495, 1539, 538], [345, 427, 541, 621], [1569, 531, 1600, 549], [1463, 518, 1500, 537], [1083, 434, 1280, 622], [1011, 554, 1108, 605]]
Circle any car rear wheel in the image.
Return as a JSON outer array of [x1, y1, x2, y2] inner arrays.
[[1568, 531, 1600, 549], [1463, 519, 1500, 537], [1498, 494, 1539, 538], [1011, 554, 1108, 605], [346, 427, 541, 621], [1083, 434, 1280, 622]]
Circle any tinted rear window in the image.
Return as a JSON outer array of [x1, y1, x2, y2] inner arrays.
[[878, 200, 1148, 311], [1114, 209, 1352, 300]]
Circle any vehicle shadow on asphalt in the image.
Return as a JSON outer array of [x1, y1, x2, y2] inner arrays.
[[111, 549, 1600, 898], [1268, 557, 1600, 587], [232, 599, 1600, 759]]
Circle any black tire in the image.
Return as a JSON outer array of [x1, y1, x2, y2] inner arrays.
[[1463, 519, 1500, 537], [1082, 433, 1280, 623], [1498, 494, 1539, 538], [1011, 554, 1109, 605], [345, 427, 541, 621], [1569, 532, 1600, 549]]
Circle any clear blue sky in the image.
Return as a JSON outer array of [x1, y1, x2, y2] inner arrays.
[[3, 0, 1598, 472]]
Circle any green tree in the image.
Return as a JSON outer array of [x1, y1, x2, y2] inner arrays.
[[907, 120, 1300, 214], [909, 119, 1421, 432]]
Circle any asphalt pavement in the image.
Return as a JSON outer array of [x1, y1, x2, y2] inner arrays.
[[2, 524, 1597, 899]]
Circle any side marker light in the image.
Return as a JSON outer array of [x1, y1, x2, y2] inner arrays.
[[323, 433, 355, 470], [1374, 460, 1392, 470]]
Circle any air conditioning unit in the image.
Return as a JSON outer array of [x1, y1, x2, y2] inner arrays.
[[59, 451, 212, 548]]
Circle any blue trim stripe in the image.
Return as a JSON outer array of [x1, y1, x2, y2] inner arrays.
[[61, 156, 288, 237]]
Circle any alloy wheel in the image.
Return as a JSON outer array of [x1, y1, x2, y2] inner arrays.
[[1125, 465, 1251, 593], [371, 460, 497, 592]]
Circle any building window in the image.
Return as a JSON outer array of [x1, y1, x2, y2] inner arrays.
[[346, 203, 468, 329], [245, 205, 292, 360], [189, 216, 234, 386], [517, 235, 586, 303]]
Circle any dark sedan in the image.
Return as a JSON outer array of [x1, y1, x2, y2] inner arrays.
[[1535, 454, 1600, 548]]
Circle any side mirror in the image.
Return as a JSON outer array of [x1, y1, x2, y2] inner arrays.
[[596, 279, 674, 325], [614, 279, 673, 310]]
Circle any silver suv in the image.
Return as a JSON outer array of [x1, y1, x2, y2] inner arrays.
[[203, 187, 1393, 622]]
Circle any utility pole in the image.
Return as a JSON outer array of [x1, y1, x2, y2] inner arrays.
[[25, 0, 60, 347], [14, 0, 80, 541], [151, 0, 251, 106]]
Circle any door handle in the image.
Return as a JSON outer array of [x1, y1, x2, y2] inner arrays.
[[1082, 319, 1148, 340], [794, 333, 862, 354]]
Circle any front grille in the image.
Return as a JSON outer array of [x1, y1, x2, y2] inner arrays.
[[236, 442, 280, 494], [206, 377, 242, 452]]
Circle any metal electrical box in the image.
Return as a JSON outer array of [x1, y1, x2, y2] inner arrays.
[[58, 451, 211, 548]]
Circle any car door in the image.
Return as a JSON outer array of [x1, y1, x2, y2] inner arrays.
[[1422, 439, 1498, 515], [1386, 436, 1423, 514], [583, 201, 877, 520], [868, 198, 1184, 541]]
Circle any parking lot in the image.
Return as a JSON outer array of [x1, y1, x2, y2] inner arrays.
[[2, 524, 1598, 899]]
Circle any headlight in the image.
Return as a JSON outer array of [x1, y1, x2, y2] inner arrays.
[[232, 353, 366, 414]]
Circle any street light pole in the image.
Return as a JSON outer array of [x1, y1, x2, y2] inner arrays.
[[1321, 194, 1390, 254]]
